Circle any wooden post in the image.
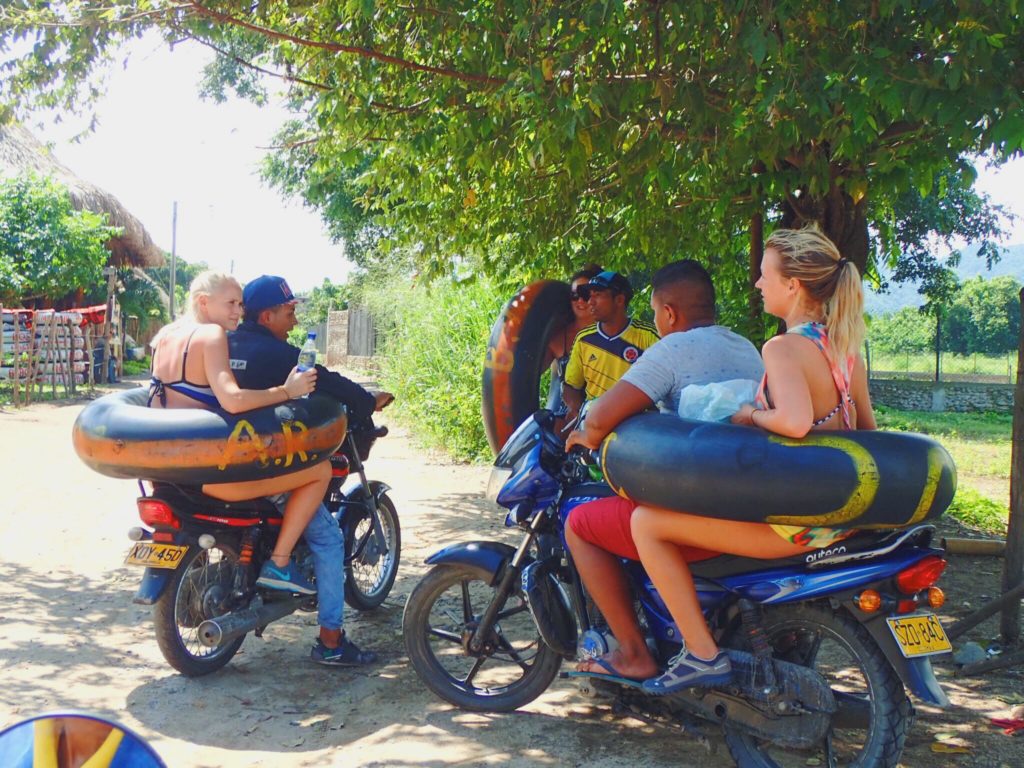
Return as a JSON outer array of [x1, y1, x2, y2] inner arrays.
[[101, 266, 116, 383], [1001, 287, 1024, 642]]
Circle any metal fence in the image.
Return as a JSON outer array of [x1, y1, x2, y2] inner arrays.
[[347, 309, 376, 357], [865, 341, 1017, 384]]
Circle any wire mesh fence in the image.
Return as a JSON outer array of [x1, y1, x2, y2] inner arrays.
[[865, 343, 1017, 384]]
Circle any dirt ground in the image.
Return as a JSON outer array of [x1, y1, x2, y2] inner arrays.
[[1, 380, 1022, 767]]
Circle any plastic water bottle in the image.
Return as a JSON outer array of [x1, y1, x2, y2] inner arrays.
[[296, 332, 317, 398]]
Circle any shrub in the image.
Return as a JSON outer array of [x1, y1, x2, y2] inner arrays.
[[359, 273, 504, 461]]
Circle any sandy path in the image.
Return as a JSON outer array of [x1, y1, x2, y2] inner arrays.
[[1, 384, 1020, 767]]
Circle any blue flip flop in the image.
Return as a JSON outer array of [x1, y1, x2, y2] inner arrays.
[[565, 657, 646, 689]]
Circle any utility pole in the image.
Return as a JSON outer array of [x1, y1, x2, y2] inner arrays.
[[169, 201, 178, 320]]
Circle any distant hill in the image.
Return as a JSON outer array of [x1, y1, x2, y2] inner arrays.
[[865, 242, 1024, 316]]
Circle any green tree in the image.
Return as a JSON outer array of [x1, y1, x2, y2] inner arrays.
[[0, 173, 117, 304], [944, 275, 1022, 354], [298, 278, 350, 325], [867, 306, 934, 354], [1, 1, 1021, 296]]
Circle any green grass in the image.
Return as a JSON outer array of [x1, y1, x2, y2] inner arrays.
[[876, 406, 1011, 534]]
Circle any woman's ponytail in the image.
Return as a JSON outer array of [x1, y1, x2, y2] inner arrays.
[[765, 226, 866, 372]]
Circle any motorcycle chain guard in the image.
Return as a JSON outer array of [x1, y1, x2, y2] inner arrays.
[[668, 649, 835, 750], [521, 558, 577, 658]]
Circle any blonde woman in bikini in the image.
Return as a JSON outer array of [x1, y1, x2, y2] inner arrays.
[[630, 226, 877, 693], [149, 270, 329, 596]]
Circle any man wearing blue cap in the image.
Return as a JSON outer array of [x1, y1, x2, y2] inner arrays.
[[228, 274, 393, 666], [562, 270, 659, 424]]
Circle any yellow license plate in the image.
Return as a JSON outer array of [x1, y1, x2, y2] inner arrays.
[[886, 614, 952, 657], [125, 542, 189, 569]]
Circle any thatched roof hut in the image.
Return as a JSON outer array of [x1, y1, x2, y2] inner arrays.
[[0, 122, 165, 267]]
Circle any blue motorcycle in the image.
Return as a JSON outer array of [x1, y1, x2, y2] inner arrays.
[[403, 410, 952, 767]]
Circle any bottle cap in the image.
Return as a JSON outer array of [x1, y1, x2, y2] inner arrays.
[[307, 332, 317, 340]]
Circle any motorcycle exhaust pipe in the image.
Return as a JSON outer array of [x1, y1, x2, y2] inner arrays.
[[198, 597, 306, 647]]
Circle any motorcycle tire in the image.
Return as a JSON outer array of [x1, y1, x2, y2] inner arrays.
[[723, 603, 912, 768], [344, 493, 401, 611], [153, 542, 246, 677], [403, 563, 563, 712]]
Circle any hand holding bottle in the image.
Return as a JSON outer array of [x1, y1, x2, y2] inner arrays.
[[284, 366, 317, 398]]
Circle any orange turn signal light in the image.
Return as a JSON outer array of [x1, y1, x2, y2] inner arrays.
[[855, 589, 882, 613], [927, 586, 945, 609]]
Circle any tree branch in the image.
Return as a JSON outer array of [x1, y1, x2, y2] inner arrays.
[[185, 2, 506, 86], [183, 32, 330, 91]]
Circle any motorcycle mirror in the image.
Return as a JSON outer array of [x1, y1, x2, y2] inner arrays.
[[0, 712, 166, 767]]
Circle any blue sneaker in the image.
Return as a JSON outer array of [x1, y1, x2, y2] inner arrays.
[[310, 636, 378, 667], [256, 559, 317, 596], [641, 648, 733, 695]]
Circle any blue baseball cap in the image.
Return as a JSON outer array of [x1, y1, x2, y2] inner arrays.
[[243, 275, 301, 315], [588, 270, 633, 301]]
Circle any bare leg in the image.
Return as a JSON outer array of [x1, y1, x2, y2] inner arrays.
[[204, 461, 332, 565], [631, 507, 806, 660], [565, 525, 658, 679]]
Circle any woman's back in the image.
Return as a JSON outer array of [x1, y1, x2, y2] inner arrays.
[[149, 324, 220, 410]]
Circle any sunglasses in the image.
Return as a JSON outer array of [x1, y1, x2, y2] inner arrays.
[[571, 284, 612, 302]]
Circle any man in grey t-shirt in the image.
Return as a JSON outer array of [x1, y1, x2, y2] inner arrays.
[[620, 324, 764, 415], [564, 259, 763, 683]]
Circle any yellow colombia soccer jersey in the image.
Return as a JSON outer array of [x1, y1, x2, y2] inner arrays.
[[564, 319, 660, 400]]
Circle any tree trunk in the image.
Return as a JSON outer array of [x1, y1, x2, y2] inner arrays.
[[1002, 288, 1024, 642], [749, 212, 764, 339], [780, 183, 869, 272]]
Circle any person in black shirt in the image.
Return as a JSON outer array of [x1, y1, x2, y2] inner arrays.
[[229, 274, 393, 666]]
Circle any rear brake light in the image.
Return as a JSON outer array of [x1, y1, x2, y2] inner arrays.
[[897, 599, 917, 614], [137, 499, 181, 530], [896, 556, 946, 594]]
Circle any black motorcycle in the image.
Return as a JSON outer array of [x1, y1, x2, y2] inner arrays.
[[125, 418, 400, 676]]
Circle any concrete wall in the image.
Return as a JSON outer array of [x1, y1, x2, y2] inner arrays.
[[869, 379, 1015, 413], [325, 309, 377, 369], [326, 310, 349, 368]]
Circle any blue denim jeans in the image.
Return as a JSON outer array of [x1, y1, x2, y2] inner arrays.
[[270, 495, 345, 631]]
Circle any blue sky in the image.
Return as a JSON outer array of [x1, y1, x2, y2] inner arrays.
[[28, 35, 1024, 293]]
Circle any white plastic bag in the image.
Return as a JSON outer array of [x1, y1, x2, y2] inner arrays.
[[677, 379, 760, 422]]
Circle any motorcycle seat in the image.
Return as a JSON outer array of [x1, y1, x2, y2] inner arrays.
[[689, 525, 937, 579], [150, 482, 280, 518]]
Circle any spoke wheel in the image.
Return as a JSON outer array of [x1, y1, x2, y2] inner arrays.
[[153, 542, 245, 677], [403, 563, 562, 712], [344, 493, 401, 611], [724, 604, 912, 768]]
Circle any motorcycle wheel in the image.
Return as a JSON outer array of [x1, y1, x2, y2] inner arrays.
[[344, 493, 401, 611], [723, 603, 912, 768], [403, 563, 562, 712], [153, 542, 245, 677]]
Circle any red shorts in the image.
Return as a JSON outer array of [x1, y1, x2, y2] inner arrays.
[[567, 496, 720, 563]]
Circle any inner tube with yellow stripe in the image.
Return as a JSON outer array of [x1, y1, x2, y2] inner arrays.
[[600, 413, 956, 529], [72, 387, 347, 484], [482, 280, 572, 454]]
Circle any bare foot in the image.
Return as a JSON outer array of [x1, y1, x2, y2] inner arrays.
[[577, 648, 659, 681]]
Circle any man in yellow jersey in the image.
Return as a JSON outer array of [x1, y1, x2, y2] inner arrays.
[[562, 270, 659, 424]]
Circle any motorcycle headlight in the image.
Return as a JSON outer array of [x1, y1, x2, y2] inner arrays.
[[486, 466, 513, 504]]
